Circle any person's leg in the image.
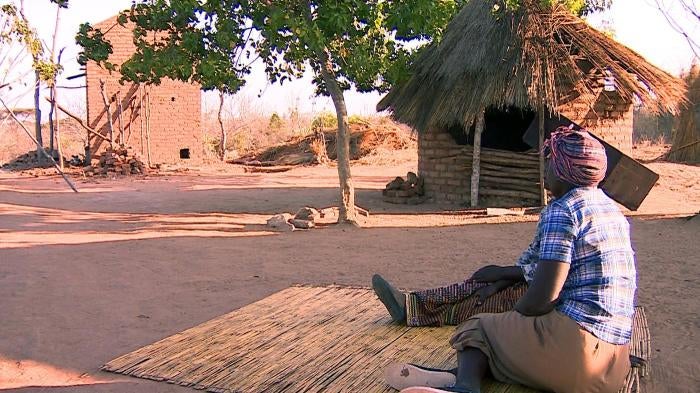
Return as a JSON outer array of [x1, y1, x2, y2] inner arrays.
[[372, 274, 407, 323], [453, 348, 489, 393]]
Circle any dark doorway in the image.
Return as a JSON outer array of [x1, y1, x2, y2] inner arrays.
[[446, 106, 536, 152], [180, 148, 191, 159]]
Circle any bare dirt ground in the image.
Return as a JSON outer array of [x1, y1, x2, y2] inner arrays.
[[0, 150, 699, 392]]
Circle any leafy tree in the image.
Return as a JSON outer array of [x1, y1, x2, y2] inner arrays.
[[1, 0, 69, 164], [77, 0, 612, 223]]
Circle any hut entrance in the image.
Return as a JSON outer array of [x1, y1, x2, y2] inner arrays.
[[446, 106, 535, 152]]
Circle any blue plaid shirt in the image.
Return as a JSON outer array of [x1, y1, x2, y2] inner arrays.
[[516, 187, 636, 345]]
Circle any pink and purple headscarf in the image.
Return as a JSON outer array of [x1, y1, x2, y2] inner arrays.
[[543, 126, 608, 187]]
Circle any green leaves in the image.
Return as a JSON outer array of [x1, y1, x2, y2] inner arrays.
[[76, 23, 115, 71], [74, 0, 613, 96], [1, 1, 66, 82]]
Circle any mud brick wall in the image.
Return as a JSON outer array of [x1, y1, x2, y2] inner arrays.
[[86, 16, 202, 164], [418, 129, 471, 205], [559, 90, 634, 155]]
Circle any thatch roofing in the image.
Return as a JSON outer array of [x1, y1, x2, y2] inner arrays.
[[668, 66, 699, 163], [377, 0, 688, 132]]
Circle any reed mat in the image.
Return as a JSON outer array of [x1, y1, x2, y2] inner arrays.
[[103, 285, 649, 393]]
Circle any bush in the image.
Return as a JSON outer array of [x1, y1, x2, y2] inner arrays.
[[311, 111, 337, 131], [269, 113, 283, 130]]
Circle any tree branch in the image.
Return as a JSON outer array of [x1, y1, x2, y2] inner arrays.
[[0, 95, 78, 192]]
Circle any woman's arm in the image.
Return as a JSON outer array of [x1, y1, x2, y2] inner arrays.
[[514, 260, 569, 316], [474, 279, 518, 305], [472, 265, 525, 283]]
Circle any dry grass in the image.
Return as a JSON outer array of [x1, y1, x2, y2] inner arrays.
[[379, 0, 686, 132]]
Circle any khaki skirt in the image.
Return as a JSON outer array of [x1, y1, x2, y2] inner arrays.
[[450, 310, 630, 393]]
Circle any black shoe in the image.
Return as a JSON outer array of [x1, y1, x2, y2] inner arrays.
[[372, 274, 406, 323]]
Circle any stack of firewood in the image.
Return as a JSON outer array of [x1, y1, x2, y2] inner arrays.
[[383, 172, 426, 204], [84, 146, 148, 176]]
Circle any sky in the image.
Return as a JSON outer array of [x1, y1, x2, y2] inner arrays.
[[1, 0, 698, 119]]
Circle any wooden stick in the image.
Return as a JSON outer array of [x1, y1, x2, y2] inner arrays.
[[139, 85, 145, 155], [662, 139, 700, 160], [479, 187, 540, 200], [99, 79, 114, 149], [145, 87, 152, 166], [480, 172, 540, 184], [461, 147, 539, 162], [33, 72, 44, 164], [126, 97, 136, 145], [470, 110, 485, 207], [479, 162, 539, 174], [0, 96, 78, 192], [116, 91, 125, 144], [44, 97, 114, 143], [538, 102, 548, 206]]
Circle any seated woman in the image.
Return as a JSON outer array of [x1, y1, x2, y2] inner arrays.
[[375, 128, 636, 393]]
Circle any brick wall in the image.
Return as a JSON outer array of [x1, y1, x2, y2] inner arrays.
[[558, 90, 634, 155], [86, 16, 202, 164]]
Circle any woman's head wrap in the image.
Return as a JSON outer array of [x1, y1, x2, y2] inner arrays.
[[542, 126, 608, 187]]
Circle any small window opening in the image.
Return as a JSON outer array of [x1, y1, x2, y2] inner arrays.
[[180, 148, 191, 159]]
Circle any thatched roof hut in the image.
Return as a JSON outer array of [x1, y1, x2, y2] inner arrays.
[[378, 0, 686, 131], [378, 0, 687, 208]]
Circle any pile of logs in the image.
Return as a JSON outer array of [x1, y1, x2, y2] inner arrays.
[[456, 147, 542, 203], [383, 171, 426, 205], [84, 146, 148, 177]]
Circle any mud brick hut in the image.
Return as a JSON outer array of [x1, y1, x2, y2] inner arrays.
[[378, 1, 686, 207], [85, 15, 202, 165]]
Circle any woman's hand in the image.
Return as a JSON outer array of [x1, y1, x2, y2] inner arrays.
[[471, 265, 504, 283], [474, 284, 500, 305]]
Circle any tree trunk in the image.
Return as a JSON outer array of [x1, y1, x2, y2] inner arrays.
[[49, 85, 55, 153], [218, 92, 226, 161], [470, 111, 485, 207], [317, 48, 357, 224], [48, 3, 61, 154], [34, 72, 44, 165]]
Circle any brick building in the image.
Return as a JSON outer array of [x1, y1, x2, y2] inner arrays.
[[378, 1, 685, 207], [86, 15, 202, 164]]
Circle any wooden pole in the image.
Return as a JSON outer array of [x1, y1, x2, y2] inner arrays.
[[139, 85, 145, 155], [45, 97, 114, 143], [0, 96, 78, 192], [99, 79, 114, 149], [145, 87, 152, 166], [126, 97, 135, 145], [34, 71, 44, 165], [470, 111, 485, 207], [116, 91, 125, 144], [538, 104, 548, 206], [54, 49, 65, 170]]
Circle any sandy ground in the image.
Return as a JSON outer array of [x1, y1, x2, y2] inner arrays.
[[0, 158, 698, 393]]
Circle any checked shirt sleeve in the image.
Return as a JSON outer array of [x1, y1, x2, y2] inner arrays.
[[539, 203, 578, 264]]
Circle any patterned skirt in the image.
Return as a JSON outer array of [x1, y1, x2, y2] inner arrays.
[[405, 279, 527, 327]]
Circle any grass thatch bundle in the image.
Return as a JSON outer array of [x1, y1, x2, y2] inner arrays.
[[668, 66, 699, 163], [378, 0, 687, 132]]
